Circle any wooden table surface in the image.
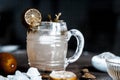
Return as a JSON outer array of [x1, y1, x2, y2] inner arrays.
[[66, 51, 112, 80], [13, 50, 112, 80]]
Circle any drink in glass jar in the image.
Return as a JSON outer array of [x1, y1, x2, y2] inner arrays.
[[24, 9, 84, 77], [27, 22, 68, 71]]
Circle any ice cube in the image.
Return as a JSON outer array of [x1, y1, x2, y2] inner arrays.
[[27, 67, 40, 76], [0, 75, 8, 80], [7, 67, 42, 80], [7, 75, 14, 80], [8, 70, 30, 80], [12, 75, 29, 80], [15, 70, 23, 75], [30, 76, 42, 80]]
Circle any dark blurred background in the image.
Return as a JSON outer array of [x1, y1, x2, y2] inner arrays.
[[0, 0, 120, 54]]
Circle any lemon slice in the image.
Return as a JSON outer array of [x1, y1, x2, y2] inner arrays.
[[24, 8, 42, 27], [49, 71, 77, 80]]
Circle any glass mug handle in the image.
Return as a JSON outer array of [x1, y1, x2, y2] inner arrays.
[[65, 29, 84, 67]]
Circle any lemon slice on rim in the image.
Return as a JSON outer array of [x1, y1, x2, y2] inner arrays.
[[24, 8, 42, 27]]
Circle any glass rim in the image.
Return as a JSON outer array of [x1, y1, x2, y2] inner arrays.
[[106, 59, 120, 65], [40, 20, 66, 24]]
